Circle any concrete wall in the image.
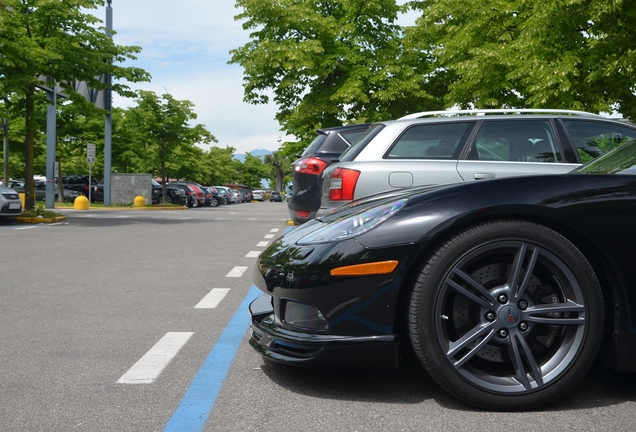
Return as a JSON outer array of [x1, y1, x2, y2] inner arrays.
[[110, 174, 151, 205]]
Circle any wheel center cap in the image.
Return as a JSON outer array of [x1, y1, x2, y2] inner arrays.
[[498, 305, 521, 328]]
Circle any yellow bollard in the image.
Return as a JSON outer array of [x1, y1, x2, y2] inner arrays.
[[19, 193, 26, 207], [133, 196, 146, 207], [74, 195, 89, 210]]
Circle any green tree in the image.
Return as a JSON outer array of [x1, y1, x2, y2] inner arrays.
[[236, 152, 268, 189], [0, 0, 149, 209], [203, 146, 240, 186], [230, 0, 447, 142], [263, 150, 291, 192], [127, 91, 216, 201], [407, 0, 636, 117]]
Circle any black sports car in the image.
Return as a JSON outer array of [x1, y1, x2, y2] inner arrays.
[[249, 138, 636, 411]]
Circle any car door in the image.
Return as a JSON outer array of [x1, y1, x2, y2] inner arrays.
[[457, 119, 579, 182], [361, 121, 474, 195]]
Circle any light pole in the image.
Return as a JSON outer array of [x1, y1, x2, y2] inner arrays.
[[103, 0, 113, 206]]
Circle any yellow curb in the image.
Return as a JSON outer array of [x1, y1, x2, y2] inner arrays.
[[16, 215, 67, 224], [57, 206, 188, 211]]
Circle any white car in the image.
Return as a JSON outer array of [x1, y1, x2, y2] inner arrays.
[[0, 184, 22, 217], [318, 109, 636, 217], [252, 190, 264, 201]]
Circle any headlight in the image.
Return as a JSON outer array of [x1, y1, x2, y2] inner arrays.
[[297, 198, 408, 245]]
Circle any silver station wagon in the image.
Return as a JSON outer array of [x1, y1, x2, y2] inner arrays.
[[317, 109, 636, 217]]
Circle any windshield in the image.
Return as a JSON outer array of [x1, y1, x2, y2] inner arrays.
[[151, 179, 160, 186], [573, 138, 636, 175]]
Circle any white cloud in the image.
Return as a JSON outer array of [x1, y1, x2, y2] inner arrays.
[[101, 0, 287, 154]]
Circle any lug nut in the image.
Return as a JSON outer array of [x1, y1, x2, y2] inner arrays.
[[485, 311, 496, 321], [497, 294, 508, 304], [498, 329, 508, 338], [518, 300, 528, 310], [519, 322, 528, 331]]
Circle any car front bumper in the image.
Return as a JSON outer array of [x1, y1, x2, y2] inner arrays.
[[249, 294, 399, 368]]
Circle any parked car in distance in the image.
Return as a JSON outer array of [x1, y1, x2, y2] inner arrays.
[[269, 190, 283, 202], [12, 180, 82, 202], [252, 190, 264, 201], [201, 186, 223, 207], [240, 188, 252, 202], [288, 123, 370, 224], [151, 180, 188, 205], [250, 137, 636, 411], [317, 109, 636, 217], [166, 183, 198, 207], [214, 186, 232, 204], [0, 184, 22, 217], [61, 175, 98, 196]]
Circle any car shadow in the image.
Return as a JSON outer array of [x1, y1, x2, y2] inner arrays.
[[257, 356, 636, 411]]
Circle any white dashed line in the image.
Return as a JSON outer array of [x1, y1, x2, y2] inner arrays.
[[226, 266, 248, 278], [270, 228, 279, 232], [245, 251, 260, 258], [15, 226, 36, 230], [257, 241, 269, 247], [117, 332, 194, 384], [264, 234, 274, 239], [195, 288, 230, 309]]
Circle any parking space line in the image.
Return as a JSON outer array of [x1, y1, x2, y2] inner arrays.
[[117, 332, 194, 384], [225, 266, 248, 278], [245, 251, 260, 258], [256, 241, 269, 247], [15, 226, 37, 230], [270, 228, 279, 232], [164, 285, 261, 432], [195, 288, 230, 309], [264, 234, 274, 239]]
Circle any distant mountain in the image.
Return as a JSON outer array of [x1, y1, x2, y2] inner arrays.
[[233, 149, 272, 162]]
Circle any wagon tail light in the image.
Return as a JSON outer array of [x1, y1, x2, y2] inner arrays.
[[293, 157, 327, 175], [329, 168, 360, 201]]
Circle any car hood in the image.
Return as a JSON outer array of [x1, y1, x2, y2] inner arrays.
[[316, 183, 457, 223], [0, 185, 19, 194]]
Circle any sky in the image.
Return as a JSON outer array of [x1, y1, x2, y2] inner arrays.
[[99, 0, 281, 154], [97, 1, 417, 155]]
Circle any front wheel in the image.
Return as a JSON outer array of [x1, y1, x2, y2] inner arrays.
[[159, 195, 173, 204], [210, 197, 218, 207], [408, 220, 604, 410]]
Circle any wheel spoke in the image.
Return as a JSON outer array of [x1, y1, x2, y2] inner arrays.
[[509, 331, 544, 390], [508, 243, 539, 300], [446, 269, 496, 308], [446, 322, 496, 367], [523, 300, 585, 326]]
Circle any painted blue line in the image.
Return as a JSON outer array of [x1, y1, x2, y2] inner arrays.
[[164, 284, 262, 432]]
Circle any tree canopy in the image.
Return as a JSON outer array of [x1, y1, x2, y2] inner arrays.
[[406, 0, 636, 116], [0, 0, 150, 208], [230, 0, 448, 142]]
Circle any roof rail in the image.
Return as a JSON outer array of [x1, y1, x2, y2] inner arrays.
[[398, 109, 605, 120]]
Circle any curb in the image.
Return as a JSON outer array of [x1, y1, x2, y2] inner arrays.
[[16, 216, 67, 224]]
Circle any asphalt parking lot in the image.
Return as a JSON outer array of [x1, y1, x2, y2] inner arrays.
[[1, 202, 635, 431]]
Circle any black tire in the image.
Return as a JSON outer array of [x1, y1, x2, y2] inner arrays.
[[210, 197, 218, 207], [408, 220, 604, 410]]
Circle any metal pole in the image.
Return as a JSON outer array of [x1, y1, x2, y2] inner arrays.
[[45, 82, 57, 209], [88, 163, 92, 204], [104, 0, 113, 206], [2, 118, 8, 187]]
